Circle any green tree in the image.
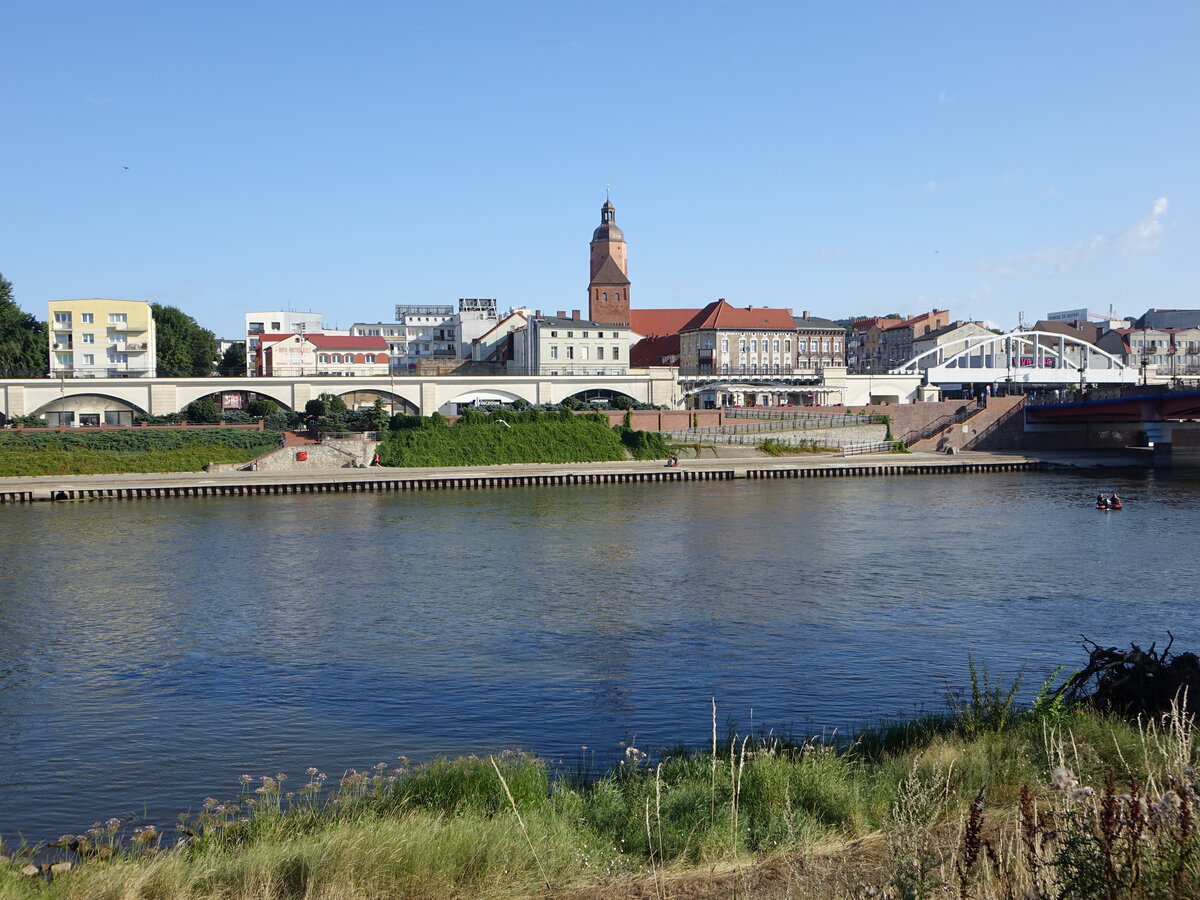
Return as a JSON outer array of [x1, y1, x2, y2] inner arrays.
[[246, 398, 278, 418], [185, 397, 222, 424], [152, 304, 219, 377], [364, 398, 389, 432], [217, 342, 246, 376], [0, 273, 49, 378]]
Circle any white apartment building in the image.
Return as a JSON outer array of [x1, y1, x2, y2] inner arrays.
[[245, 311, 323, 375], [352, 299, 501, 373], [509, 313, 630, 376]]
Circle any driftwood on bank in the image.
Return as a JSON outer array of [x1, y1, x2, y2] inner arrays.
[[1056, 634, 1200, 718]]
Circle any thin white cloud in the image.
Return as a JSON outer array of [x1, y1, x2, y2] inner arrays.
[[926, 180, 944, 193], [980, 197, 1170, 277], [1114, 197, 1169, 256], [937, 91, 954, 103]]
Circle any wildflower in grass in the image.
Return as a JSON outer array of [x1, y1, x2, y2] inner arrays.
[[239, 774, 252, 787], [1050, 766, 1079, 792]]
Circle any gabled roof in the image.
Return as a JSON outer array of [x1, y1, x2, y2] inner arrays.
[[1032, 320, 1101, 344], [630, 334, 681, 366], [590, 256, 630, 286], [630, 308, 701, 337], [260, 333, 388, 350], [915, 321, 990, 342], [536, 316, 625, 330], [792, 314, 842, 332], [861, 317, 902, 332], [681, 299, 796, 332]]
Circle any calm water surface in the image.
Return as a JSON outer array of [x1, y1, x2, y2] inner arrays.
[[1, 470, 1198, 841]]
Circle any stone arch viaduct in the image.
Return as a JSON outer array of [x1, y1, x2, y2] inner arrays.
[[0, 371, 681, 420]]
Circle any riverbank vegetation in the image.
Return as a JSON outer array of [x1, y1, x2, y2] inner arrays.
[[377, 407, 667, 467], [3, 649, 1197, 899], [0, 429, 280, 476]]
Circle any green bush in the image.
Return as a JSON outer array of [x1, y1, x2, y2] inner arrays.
[[618, 427, 668, 459], [0, 429, 279, 476], [378, 416, 628, 467], [246, 398, 278, 418], [185, 397, 222, 424]]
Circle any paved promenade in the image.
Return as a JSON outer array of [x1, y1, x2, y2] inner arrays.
[[0, 449, 1076, 503]]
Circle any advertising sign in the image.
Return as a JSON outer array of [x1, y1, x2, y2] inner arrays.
[[1047, 308, 1089, 322], [221, 392, 245, 410]]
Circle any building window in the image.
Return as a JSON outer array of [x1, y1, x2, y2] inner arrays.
[[597, 346, 605, 360], [271, 322, 281, 331], [83, 354, 94, 365], [773, 339, 780, 352], [81, 313, 94, 324], [582, 331, 589, 338], [602, 292, 607, 302], [581, 346, 589, 360], [721, 338, 729, 353], [721, 363, 729, 374], [550, 331, 558, 337], [109, 313, 127, 324], [566, 347, 574, 359], [82, 333, 94, 344], [798, 340, 808, 353], [550, 345, 558, 359], [612, 346, 620, 359], [54, 312, 71, 325], [834, 339, 842, 352], [739, 340, 747, 353]]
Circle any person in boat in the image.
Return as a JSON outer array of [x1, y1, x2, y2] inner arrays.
[[1110, 493, 1122, 507], [1096, 493, 1108, 508]]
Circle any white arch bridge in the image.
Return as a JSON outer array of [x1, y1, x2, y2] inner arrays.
[[0, 370, 680, 422], [890, 331, 1138, 386]]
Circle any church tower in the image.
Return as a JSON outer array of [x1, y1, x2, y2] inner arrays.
[[588, 199, 631, 326]]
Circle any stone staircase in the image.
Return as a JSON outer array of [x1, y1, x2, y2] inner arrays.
[[909, 396, 1025, 453]]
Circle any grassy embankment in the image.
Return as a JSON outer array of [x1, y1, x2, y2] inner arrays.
[[0, 430, 281, 477], [3, 666, 1197, 899], [377, 408, 668, 467]]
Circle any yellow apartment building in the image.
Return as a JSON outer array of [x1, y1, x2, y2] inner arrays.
[[47, 299, 157, 379]]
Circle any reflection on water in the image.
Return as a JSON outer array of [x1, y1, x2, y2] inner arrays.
[[1, 470, 1198, 841]]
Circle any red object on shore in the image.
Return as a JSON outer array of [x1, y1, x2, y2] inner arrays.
[[296, 450, 308, 461]]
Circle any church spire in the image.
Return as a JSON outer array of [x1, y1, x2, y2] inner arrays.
[[588, 197, 630, 326]]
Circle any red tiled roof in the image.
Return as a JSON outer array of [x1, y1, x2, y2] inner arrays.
[[259, 333, 388, 350], [630, 308, 701, 337], [630, 333, 681, 366], [680, 299, 796, 332]]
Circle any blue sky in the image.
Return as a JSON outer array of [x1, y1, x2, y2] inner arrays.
[[2, 0, 1196, 338]]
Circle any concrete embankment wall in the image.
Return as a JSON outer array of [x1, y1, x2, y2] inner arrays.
[[0, 458, 1047, 504]]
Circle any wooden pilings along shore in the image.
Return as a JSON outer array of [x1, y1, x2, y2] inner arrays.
[[0, 459, 1046, 504]]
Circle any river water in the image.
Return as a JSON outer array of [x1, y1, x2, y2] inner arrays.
[[1, 469, 1198, 842]]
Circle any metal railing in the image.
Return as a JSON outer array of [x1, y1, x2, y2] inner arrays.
[[721, 409, 887, 426], [898, 401, 984, 446], [841, 441, 902, 456], [663, 431, 886, 451]]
